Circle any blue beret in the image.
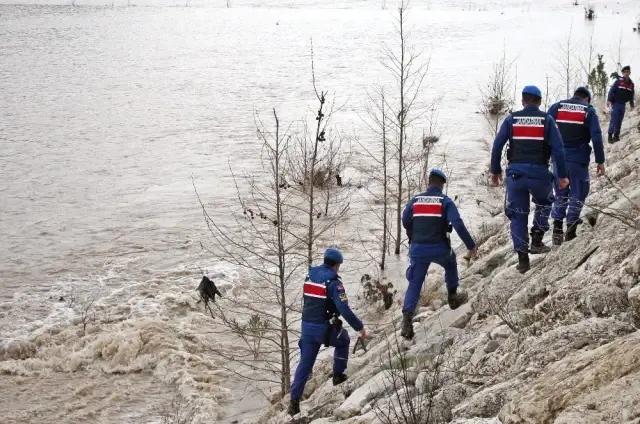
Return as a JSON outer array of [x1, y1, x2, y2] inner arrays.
[[522, 85, 542, 98], [429, 168, 447, 182], [324, 248, 344, 264], [575, 86, 592, 100]]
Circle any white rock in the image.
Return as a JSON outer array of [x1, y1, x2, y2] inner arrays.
[[628, 285, 640, 311], [334, 370, 394, 419], [490, 324, 513, 340]]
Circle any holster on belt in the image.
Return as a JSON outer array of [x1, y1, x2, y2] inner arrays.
[[324, 316, 343, 347]]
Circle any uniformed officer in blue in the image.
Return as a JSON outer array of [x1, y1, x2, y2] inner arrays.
[[607, 66, 635, 143], [288, 248, 366, 416], [400, 169, 476, 340], [491, 85, 569, 273], [548, 86, 605, 244]]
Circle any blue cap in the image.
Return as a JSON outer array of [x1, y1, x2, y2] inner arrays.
[[324, 248, 344, 264], [522, 85, 542, 98], [429, 168, 447, 183], [575, 86, 592, 100]]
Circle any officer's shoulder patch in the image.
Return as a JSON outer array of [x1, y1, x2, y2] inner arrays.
[[337, 285, 344, 291], [339, 292, 348, 302]]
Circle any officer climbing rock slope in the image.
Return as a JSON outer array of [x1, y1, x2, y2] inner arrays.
[[400, 169, 477, 341], [548, 86, 605, 244], [288, 248, 366, 416], [491, 85, 569, 273], [607, 66, 635, 143]]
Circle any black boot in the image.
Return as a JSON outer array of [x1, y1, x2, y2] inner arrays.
[[608, 133, 614, 144], [516, 251, 530, 273], [332, 373, 348, 386], [400, 312, 414, 340], [552, 220, 564, 246], [529, 229, 551, 254], [447, 289, 468, 310], [613, 134, 620, 142], [565, 221, 579, 241], [288, 398, 300, 416]]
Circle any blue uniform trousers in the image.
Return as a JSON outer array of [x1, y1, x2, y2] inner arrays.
[[608, 103, 626, 136], [551, 162, 590, 225], [402, 249, 458, 314], [290, 321, 350, 401], [506, 172, 554, 252]]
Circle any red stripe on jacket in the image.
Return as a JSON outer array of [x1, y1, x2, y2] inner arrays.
[[513, 125, 544, 139], [413, 203, 442, 216], [556, 109, 586, 124], [304, 283, 327, 298]]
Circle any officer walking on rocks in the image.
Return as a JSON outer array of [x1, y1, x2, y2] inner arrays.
[[400, 169, 476, 341], [607, 66, 635, 143], [491, 85, 569, 273], [288, 248, 366, 416], [547, 86, 605, 244]]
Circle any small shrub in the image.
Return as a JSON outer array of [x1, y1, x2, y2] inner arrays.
[[485, 96, 509, 116], [588, 54, 609, 97], [422, 135, 439, 147], [160, 393, 197, 424], [361, 274, 396, 310], [584, 5, 595, 20]]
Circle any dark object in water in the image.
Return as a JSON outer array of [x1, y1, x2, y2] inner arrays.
[[197, 276, 223, 317]]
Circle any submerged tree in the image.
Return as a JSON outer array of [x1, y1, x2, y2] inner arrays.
[[479, 48, 516, 142]]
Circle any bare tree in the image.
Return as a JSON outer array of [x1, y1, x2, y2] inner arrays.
[[554, 23, 579, 99], [195, 110, 303, 397], [195, 87, 351, 397], [67, 294, 97, 335], [380, 0, 430, 256], [358, 87, 394, 270], [579, 33, 597, 88], [610, 31, 625, 72], [284, 41, 351, 268]]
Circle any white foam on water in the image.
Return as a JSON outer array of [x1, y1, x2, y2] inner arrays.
[[0, 261, 244, 422]]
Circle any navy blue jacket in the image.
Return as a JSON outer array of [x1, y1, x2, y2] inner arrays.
[[402, 186, 476, 257], [548, 97, 605, 165], [608, 77, 635, 107], [302, 264, 363, 331], [491, 105, 568, 179]]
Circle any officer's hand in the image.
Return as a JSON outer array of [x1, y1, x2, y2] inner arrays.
[[360, 328, 367, 340], [596, 163, 605, 177], [469, 247, 478, 258], [606, 101, 612, 108], [491, 173, 502, 186], [558, 178, 570, 190]]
